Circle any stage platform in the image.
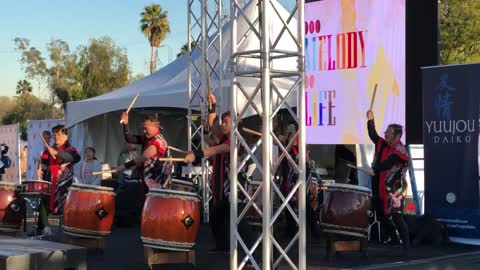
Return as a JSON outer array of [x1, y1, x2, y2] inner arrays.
[[0, 236, 86, 270], [12, 214, 480, 269]]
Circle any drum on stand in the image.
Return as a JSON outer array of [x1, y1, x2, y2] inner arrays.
[[169, 179, 198, 193], [0, 182, 24, 233], [141, 188, 200, 251], [21, 180, 51, 198], [320, 183, 372, 238], [63, 183, 116, 239]]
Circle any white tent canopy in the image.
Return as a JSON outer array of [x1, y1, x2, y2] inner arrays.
[[66, 0, 298, 165]]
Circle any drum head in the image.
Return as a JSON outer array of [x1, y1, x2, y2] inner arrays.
[[324, 183, 371, 196], [148, 188, 200, 201], [71, 183, 114, 192], [23, 180, 51, 184]]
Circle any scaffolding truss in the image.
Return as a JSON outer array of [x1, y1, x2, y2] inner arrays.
[[188, 0, 223, 222], [229, 1, 306, 269]]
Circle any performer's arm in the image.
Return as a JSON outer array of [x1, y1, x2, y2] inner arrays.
[[184, 142, 230, 163], [372, 154, 401, 171], [123, 124, 144, 145], [57, 147, 81, 164], [367, 119, 380, 144]]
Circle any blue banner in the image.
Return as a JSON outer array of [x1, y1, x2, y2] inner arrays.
[[423, 63, 480, 239]]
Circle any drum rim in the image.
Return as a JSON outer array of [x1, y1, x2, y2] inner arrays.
[[22, 180, 51, 184], [71, 183, 114, 191], [0, 182, 22, 187], [149, 188, 199, 198], [171, 178, 195, 186], [324, 183, 371, 192]]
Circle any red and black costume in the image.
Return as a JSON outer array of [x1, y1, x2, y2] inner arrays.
[[368, 119, 410, 250], [122, 124, 171, 191], [40, 141, 81, 212]]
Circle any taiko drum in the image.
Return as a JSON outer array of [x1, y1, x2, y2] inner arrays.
[[320, 183, 371, 238], [0, 182, 24, 232], [141, 188, 200, 251], [63, 183, 116, 238]]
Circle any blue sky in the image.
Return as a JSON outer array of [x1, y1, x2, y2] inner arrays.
[[0, 0, 188, 97]]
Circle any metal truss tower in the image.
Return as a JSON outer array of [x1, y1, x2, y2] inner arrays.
[[229, 1, 306, 269], [188, 0, 223, 222]]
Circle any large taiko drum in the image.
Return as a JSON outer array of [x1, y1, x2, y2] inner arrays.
[[170, 179, 198, 193], [141, 188, 200, 251], [63, 183, 116, 239], [0, 182, 24, 233], [21, 180, 51, 198], [320, 183, 371, 238]]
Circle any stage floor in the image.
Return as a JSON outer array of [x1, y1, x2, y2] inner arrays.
[[9, 217, 480, 269]]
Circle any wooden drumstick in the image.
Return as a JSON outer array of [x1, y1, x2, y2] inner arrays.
[[39, 132, 56, 159], [158, 157, 186, 162], [168, 145, 187, 154], [242, 127, 262, 137], [346, 163, 375, 176], [207, 73, 212, 111], [92, 169, 117, 176], [369, 84, 378, 111], [120, 92, 140, 124]]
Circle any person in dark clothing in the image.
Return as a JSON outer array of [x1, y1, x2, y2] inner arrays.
[[0, 144, 10, 181], [366, 109, 410, 255]]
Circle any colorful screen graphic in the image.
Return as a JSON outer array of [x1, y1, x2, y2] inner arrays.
[[305, 0, 405, 144]]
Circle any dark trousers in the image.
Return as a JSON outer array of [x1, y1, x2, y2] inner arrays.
[[209, 200, 254, 251], [378, 213, 410, 250], [36, 198, 49, 232]]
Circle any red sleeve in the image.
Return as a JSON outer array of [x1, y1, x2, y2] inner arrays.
[[149, 138, 166, 157]]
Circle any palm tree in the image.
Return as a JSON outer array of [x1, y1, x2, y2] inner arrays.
[[177, 41, 198, 58], [140, 4, 171, 74], [16, 80, 33, 96]]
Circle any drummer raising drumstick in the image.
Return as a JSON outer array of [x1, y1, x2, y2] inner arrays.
[[366, 109, 410, 255], [116, 112, 172, 191], [34, 125, 81, 236]]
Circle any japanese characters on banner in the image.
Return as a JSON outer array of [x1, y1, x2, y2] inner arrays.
[[305, 0, 405, 144], [26, 119, 65, 180], [423, 64, 480, 241], [0, 124, 20, 183]]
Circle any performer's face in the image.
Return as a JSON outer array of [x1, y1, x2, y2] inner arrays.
[[221, 115, 231, 135], [143, 120, 159, 138], [384, 127, 398, 145], [53, 131, 68, 146]]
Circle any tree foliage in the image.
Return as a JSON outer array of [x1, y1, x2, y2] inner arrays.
[[2, 94, 63, 141], [14, 38, 48, 95], [440, 0, 480, 64], [16, 80, 33, 96], [140, 4, 170, 74], [177, 41, 197, 58], [14, 36, 131, 107]]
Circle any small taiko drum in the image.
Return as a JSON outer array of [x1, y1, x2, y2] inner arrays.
[[170, 179, 198, 193], [21, 180, 51, 198], [320, 183, 372, 238], [0, 182, 25, 233], [141, 188, 200, 251], [63, 183, 116, 239]]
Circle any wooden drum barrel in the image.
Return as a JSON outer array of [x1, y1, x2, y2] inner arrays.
[[320, 183, 371, 238], [141, 188, 200, 251], [63, 183, 116, 238], [0, 183, 24, 233]]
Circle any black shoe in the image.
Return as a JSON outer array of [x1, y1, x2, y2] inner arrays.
[[208, 248, 229, 254]]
